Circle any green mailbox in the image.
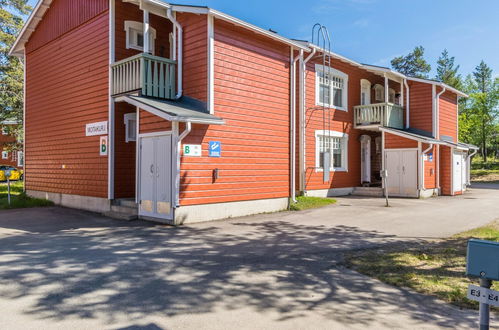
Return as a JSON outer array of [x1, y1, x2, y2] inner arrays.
[[466, 239, 499, 281]]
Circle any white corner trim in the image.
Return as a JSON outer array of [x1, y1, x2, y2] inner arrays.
[[207, 14, 215, 114], [108, 0, 116, 200]]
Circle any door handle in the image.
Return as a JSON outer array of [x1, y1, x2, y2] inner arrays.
[[150, 164, 154, 175], [156, 166, 160, 177]]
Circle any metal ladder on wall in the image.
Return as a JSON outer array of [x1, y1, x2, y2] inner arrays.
[[312, 24, 333, 183]]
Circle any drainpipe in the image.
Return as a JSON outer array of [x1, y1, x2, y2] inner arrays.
[[403, 79, 409, 128], [167, 9, 183, 99], [435, 86, 446, 191], [290, 47, 298, 203], [299, 47, 316, 194], [466, 149, 478, 185], [421, 143, 433, 191], [175, 121, 191, 207]]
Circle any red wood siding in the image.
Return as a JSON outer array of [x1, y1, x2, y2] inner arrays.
[[114, 0, 173, 62], [25, 11, 109, 197], [177, 19, 291, 205], [384, 133, 418, 149], [439, 89, 458, 142], [423, 143, 436, 189], [26, 0, 108, 54], [177, 13, 208, 102], [440, 146, 452, 195], [408, 81, 433, 134], [139, 110, 172, 134], [114, 103, 136, 198]]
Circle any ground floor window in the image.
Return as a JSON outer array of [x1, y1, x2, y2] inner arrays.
[[1, 151, 8, 159], [315, 130, 348, 171]]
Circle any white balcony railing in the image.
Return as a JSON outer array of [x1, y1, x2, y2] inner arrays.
[[111, 53, 176, 99], [354, 102, 404, 129]]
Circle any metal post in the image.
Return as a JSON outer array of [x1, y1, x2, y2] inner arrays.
[[479, 278, 492, 330], [7, 177, 11, 206]]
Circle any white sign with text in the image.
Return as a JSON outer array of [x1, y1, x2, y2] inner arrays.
[[467, 284, 499, 307], [86, 121, 108, 136]]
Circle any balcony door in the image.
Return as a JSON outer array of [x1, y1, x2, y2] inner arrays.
[[360, 135, 371, 185], [360, 79, 371, 105]]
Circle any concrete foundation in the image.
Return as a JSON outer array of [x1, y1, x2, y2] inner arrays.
[[27, 190, 111, 213], [174, 197, 290, 225], [419, 188, 439, 199], [305, 187, 354, 198]]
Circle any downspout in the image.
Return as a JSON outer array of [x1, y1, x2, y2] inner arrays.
[[290, 47, 298, 203], [175, 121, 191, 207], [167, 9, 183, 99], [403, 79, 409, 128], [435, 86, 446, 191], [421, 143, 433, 191], [466, 149, 478, 185], [299, 47, 316, 193]]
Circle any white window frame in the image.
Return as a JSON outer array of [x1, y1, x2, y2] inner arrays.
[[1, 151, 8, 160], [360, 79, 371, 105], [315, 64, 349, 111], [124, 21, 156, 54], [314, 130, 349, 172], [388, 88, 397, 104], [374, 84, 385, 102], [124, 113, 137, 143], [17, 151, 24, 167]]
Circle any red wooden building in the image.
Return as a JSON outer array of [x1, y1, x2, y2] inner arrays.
[[10, 0, 477, 224], [0, 121, 23, 168]]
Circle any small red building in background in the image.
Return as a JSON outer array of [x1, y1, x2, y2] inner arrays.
[[0, 121, 23, 168], [10, 0, 476, 224]]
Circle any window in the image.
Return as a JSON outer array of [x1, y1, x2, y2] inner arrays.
[[315, 64, 348, 111], [17, 151, 24, 167], [360, 79, 371, 105], [315, 130, 349, 172], [1, 151, 8, 159], [124, 113, 137, 143], [374, 84, 385, 102], [124, 21, 156, 54], [12, 151, 17, 162], [389, 88, 396, 104], [1, 127, 7, 135]]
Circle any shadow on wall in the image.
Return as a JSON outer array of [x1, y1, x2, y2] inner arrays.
[[0, 207, 476, 328]]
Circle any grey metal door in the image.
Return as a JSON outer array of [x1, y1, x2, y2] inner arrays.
[[139, 135, 173, 220]]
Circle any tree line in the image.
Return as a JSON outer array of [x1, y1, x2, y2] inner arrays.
[[391, 46, 499, 162]]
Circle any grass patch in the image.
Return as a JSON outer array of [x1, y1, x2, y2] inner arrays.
[[0, 181, 53, 209], [343, 220, 499, 310], [471, 169, 499, 183], [289, 196, 336, 211]]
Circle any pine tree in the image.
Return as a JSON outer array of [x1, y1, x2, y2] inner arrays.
[[473, 60, 493, 93], [435, 49, 462, 89], [0, 1, 30, 148], [391, 46, 431, 79]]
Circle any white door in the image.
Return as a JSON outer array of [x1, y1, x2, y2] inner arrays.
[[385, 149, 418, 197], [360, 135, 371, 184], [360, 79, 371, 105], [139, 134, 173, 221], [453, 151, 464, 193]]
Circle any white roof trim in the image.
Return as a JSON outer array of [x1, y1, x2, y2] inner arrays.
[[405, 76, 468, 98], [9, 0, 53, 57]]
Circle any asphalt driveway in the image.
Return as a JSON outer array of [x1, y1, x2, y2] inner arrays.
[[1, 183, 498, 329]]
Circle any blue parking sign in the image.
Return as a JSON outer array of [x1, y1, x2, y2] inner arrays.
[[209, 141, 221, 157]]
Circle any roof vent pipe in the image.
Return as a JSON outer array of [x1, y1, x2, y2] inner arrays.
[[167, 8, 183, 99]]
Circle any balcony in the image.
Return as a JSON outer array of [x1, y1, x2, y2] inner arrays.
[[111, 53, 176, 99], [354, 103, 404, 130]]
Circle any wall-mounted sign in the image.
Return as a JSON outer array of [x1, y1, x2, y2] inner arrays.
[[428, 153, 433, 162], [209, 141, 221, 157], [183, 144, 202, 157], [86, 121, 108, 136], [100, 136, 108, 156]]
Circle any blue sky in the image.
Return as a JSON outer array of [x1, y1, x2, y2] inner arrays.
[[27, 0, 499, 78]]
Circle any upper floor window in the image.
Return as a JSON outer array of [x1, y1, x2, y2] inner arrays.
[[124, 21, 156, 54], [374, 84, 384, 102], [360, 79, 371, 105], [124, 113, 137, 143], [315, 64, 348, 111], [315, 130, 349, 172]]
